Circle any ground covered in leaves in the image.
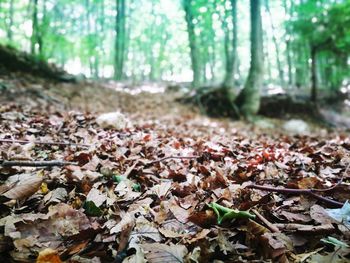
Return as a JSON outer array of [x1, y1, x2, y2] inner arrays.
[[0, 74, 350, 263]]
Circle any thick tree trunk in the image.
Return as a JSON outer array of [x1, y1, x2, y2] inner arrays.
[[222, 0, 237, 89], [183, 0, 200, 89], [114, 0, 126, 80], [235, 0, 264, 118]]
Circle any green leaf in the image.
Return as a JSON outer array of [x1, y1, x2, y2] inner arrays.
[[132, 183, 141, 192], [208, 202, 255, 224], [112, 175, 126, 183], [321, 236, 349, 248], [83, 200, 103, 217]]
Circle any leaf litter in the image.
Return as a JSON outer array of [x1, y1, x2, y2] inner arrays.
[[0, 80, 350, 262]]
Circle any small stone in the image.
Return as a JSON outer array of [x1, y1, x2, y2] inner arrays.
[[96, 112, 131, 130], [282, 119, 310, 135], [254, 118, 275, 129]]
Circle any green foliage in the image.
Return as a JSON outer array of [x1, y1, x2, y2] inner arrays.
[[83, 200, 103, 216], [292, 0, 350, 52], [208, 202, 255, 224], [0, 0, 348, 98], [112, 175, 125, 183], [321, 236, 349, 248]]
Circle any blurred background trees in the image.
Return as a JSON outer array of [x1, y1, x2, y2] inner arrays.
[[0, 0, 349, 115]]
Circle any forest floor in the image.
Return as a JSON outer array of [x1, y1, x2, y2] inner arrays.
[[0, 72, 350, 263]]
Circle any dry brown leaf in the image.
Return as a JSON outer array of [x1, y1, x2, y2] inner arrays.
[[260, 232, 292, 260], [36, 248, 62, 263], [159, 227, 184, 238], [186, 229, 210, 244], [310, 204, 335, 224], [86, 187, 107, 207], [297, 177, 319, 189], [141, 243, 188, 263], [3, 176, 43, 200], [169, 201, 191, 223], [279, 211, 312, 223], [131, 218, 161, 242], [276, 223, 335, 234]]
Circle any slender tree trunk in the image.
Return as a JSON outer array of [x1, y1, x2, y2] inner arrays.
[[183, 0, 200, 89], [38, 0, 46, 58], [265, 0, 284, 87], [85, 0, 98, 78], [222, 0, 237, 89], [7, 0, 15, 41], [114, 0, 126, 80], [149, 2, 156, 81], [283, 0, 293, 87], [31, 0, 39, 55], [310, 46, 317, 102], [235, 0, 264, 118], [263, 31, 272, 82]]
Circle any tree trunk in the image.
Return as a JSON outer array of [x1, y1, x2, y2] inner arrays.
[[30, 0, 39, 55], [283, 0, 293, 87], [6, 0, 15, 41], [183, 0, 200, 89], [235, 0, 264, 118], [222, 0, 237, 89], [310, 46, 317, 102], [265, 0, 284, 87], [38, 0, 46, 58], [114, 0, 126, 80]]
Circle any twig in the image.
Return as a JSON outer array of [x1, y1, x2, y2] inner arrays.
[[148, 155, 199, 165], [312, 162, 350, 192], [251, 209, 280, 233], [0, 160, 77, 167], [274, 223, 335, 234], [247, 184, 344, 208], [0, 139, 90, 148]]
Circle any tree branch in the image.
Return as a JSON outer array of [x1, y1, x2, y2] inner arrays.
[[0, 160, 77, 167], [148, 155, 199, 165], [246, 184, 344, 208], [251, 208, 280, 233], [0, 139, 90, 148]]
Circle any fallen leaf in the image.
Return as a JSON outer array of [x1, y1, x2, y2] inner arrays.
[[36, 248, 62, 263], [141, 243, 188, 263], [2, 176, 42, 201]]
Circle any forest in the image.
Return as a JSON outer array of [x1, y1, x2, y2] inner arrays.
[[0, 0, 350, 262]]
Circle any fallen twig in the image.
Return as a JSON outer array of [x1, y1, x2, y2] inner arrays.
[[0, 160, 77, 167], [0, 139, 90, 148], [148, 155, 199, 165], [251, 209, 280, 233], [247, 184, 344, 208], [275, 223, 335, 234]]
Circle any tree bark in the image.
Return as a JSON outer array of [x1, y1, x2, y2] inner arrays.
[[265, 0, 284, 86], [6, 0, 15, 41], [222, 0, 237, 89], [114, 0, 126, 80], [235, 0, 264, 118], [283, 0, 293, 87], [310, 46, 317, 102], [183, 0, 200, 89], [30, 0, 39, 55]]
